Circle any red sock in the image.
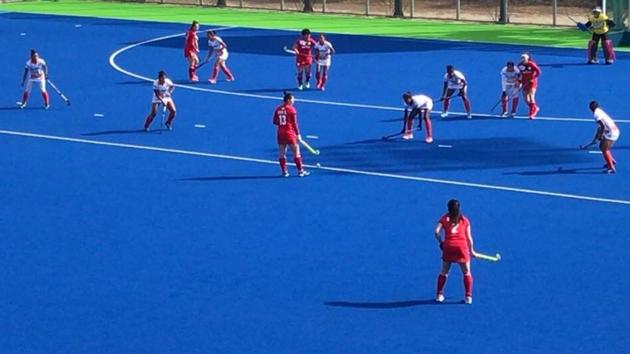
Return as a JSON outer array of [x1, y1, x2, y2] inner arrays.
[[294, 156, 303, 171], [528, 102, 535, 116], [144, 114, 155, 129], [279, 157, 287, 172], [315, 71, 321, 85], [220, 65, 234, 80], [297, 73, 303, 85], [42, 92, 49, 105], [211, 66, 219, 81], [321, 74, 327, 86], [463, 97, 471, 113], [166, 111, 176, 125], [501, 97, 507, 112], [21, 92, 29, 103], [511, 97, 519, 113], [436, 274, 447, 295], [424, 117, 433, 139], [603, 150, 615, 169], [188, 67, 194, 79], [463, 274, 473, 297], [405, 116, 413, 133], [443, 98, 450, 112]]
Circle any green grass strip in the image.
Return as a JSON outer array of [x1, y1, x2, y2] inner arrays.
[[1, 0, 624, 50]]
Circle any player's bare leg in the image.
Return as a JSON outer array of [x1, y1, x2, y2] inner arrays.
[[278, 144, 289, 176], [525, 89, 539, 119], [164, 101, 177, 130], [304, 65, 312, 89], [459, 262, 473, 304], [296, 66, 305, 90], [143, 103, 159, 131], [315, 64, 322, 88], [461, 91, 472, 119], [289, 144, 309, 176], [436, 261, 452, 302], [318, 66, 329, 91], [600, 139, 617, 173], [423, 110, 433, 143], [441, 89, 455, 118], [220, 62, 234, 81], [187, 55, 199, 82]]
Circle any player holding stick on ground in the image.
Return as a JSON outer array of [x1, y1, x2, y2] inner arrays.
[[500, 61, 520, 117], [517, 54, 541, 119], [580, 101, 620, 174], [313, 33, 335, 91], [205, 30, 235, 84], [273, 92, 309, 177], [434, 199, 479, 304], [293, 28, 317, 90], [401, 92, 433, 143], [440, 65, 472, 119], [144, 71, 176, 132], [584, 7, 616, 64], [17, 49, 49, 109], [184, 21, 200, 82]]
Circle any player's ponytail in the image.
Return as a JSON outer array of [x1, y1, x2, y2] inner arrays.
[[447, 199, 461, 226], [283, 91, 293, 102]]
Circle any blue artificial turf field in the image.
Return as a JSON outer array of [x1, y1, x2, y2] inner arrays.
[[1, 12, 629, 353]]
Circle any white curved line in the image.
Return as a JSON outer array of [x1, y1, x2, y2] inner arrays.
[[109, 31, 630, 122]]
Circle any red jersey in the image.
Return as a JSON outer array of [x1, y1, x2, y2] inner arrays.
[[273, 103, 300, 143], [518, 60, 541, 85], [293, 37, 316, 64], [184, 29, 198, 56], [439, 214, 470, 246]]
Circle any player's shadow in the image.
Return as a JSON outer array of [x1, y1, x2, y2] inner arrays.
[[538, 63, 591, 68], [504, 167, 606, 175], [81, 129, 148, 136], [235, 87, 297, 94], [179, 176, 281, 182], [324, 299, 462, 309]]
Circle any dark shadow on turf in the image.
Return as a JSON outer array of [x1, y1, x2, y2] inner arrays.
[[179, 176, 281, 181], [324, 299, 462, 308], [82, 129, 149, 136], [235, 88, 296, 94], [504, 167, 607, 175]]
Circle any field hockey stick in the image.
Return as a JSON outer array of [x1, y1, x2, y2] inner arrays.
[[299, 137, 320, 155], [195, 58, 210, 70], [567, 15, 589, 32], [283, 46, 297, 55], [475, 252, 501, 262], [579, 141, 597, 150], [46, 79, 71, 106]]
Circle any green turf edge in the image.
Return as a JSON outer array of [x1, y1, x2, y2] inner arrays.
[[1, 0, 627, 51]]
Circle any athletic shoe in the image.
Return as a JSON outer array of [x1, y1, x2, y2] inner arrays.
[[144, 127, 150, 132], [467, 112, 472, 119], [402, 133, 413, 140], [501, 111, 508, 117], [226, 77, 235, 82], [464, 296, 473, 305], [298, 170, 310, 177], [320, 86, 325, 91], [606, 60, 614, 65], [587, 59, 598, 64], [165, 122, 173, 131], [607, 168, 616, 174], [17, 102, 25, 109], [44, 104, 50, 110], [191, 75, 199, 82], [440, 111, 448, 118], [297, 84, 303, 91], [510, 112, 516, 118], [208, 78, 217, 84], [305, 82, 310, 89], [425, 137, 433, 144], [282, 171, 289, 177], [435, 294, 445, 303]]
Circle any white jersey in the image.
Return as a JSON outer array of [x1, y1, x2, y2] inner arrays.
[[25, 58, 47, 80], [444, 70, 466, 90], [594, 107, 620, 140], [314, 40, 334, 65], [500, 66, 520, 91], [407, 94, 433, 111], [152, 78, 174, 102], [208, 36, 227, 55]]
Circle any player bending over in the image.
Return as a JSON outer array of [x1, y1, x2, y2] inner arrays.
[[581, 101, 620, 174], [585, 7, 616, 64], [402, 92, 433, 143], [273, 92, 309, 177], [440, 65, 471, 119], [18, 49, 49, 109], [184, 21, 200, 82], [517, 54, 541, 119], [434, 199, 479, 305], [144, 71, 176, 132], [293, 29, 317, 90], [205, 30, 235, 84], [500, 61, 520, 117], [313, 34, 335, 91]]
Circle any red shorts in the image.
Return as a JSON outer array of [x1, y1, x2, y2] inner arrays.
[[296, 58, 312, 67], [442, 242, 470, 263], [184, 50, 198, 59], [277, 132, 298, 145], [523, 79, 538, 91]]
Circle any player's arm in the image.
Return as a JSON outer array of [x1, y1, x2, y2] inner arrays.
[[441, 81, 448, 99], [434, 223, 444, 249], [329, 43, 336, 54], [466, 224, 478, 258], [293, 113, 301, 140], [272, 111, 279, 126], [43, 62, 48, 80], [292, 40, 299, 54], [205, 47, 213, 62], [531, 62, 541, 79], [593, 121, 605, 142], [21, 68, 27, 87], [606, 19, 616, 29]]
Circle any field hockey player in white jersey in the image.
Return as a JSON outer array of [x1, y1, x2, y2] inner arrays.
[[143, 71, 176, 132], [313, 34, 335, 91], [205, 30, 234, 84], [18, 49, 49, 109]]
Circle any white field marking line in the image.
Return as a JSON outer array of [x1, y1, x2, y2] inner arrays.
[[93, 113, 105, 117], [109, 32, 630, 124], [1, 128, 629, 206], [306, 135, 319, 139], [438, 144, 453, 148], [194, 124, 206, 128], [588, 150, 603, 154]]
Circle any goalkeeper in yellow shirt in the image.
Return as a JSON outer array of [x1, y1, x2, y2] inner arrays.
[[584, 6, 616, 64]]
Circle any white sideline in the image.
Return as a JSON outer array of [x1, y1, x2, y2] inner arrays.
[[0, 129, 628, 206], [108, 31, 630, 123]]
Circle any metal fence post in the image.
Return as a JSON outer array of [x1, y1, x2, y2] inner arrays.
[[456, 0, 461, 20], [499, 0, 508, 23], [366, 0, 370, 16], [239, 0, 243, 8], [323, 0, 326, 13], [410, 0, 414, 18], [281, 0, 284, 11], [552, 0, 557, 26]]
